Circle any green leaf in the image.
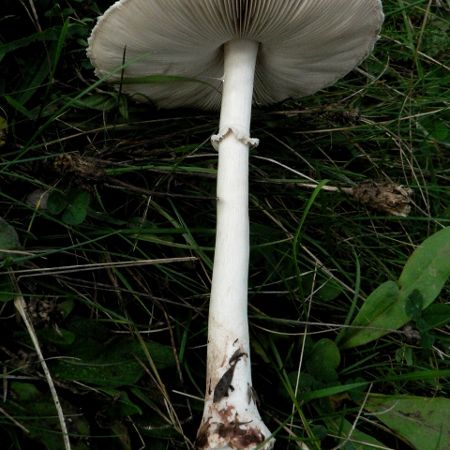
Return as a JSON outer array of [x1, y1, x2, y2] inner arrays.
[[306, 338, 341, 381], [58, 298, 75, 319], [395, 345, 414, 366], [317, 278, 344, 302], [52, 335, 175, 388], [302, 274, 343, 303], [39, 328, 76, 346], [0, 217, 20, 260], [49, 19, 70, 82], [115, 391, 143, 417], [53, 346, 144, 387], [10, 382, 41, 402], [364, 394, 450, 450], [72, 93, 117, 111], [338, 281, 400, 348], [8, 382, 90, 450], [421, 304, 450, 330], [98, 390, 143, 418], [0, 27, 62, 61], [339, 228, 450, 348], [47, 191, 68, 215], [404, 289, 424, 319], [398, 227, 450, 310], [4, 95, 36, 119], [430, 120, 449, 141], [0, 275, 15, 302], [16, 57, 52, 106], [301, 381, 369, 402], [326, 417, 386, 450], [62, 190, 90, 225]]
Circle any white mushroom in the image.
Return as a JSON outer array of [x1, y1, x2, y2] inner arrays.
[[87, 1, 384, 449]]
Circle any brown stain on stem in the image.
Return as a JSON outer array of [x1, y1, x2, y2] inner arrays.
[[196, 407, 265, 449]]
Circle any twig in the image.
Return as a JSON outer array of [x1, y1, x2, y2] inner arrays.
[[2, 256, 197, 278], [0, 405, 30, 434], [14, 294, 71, 450]]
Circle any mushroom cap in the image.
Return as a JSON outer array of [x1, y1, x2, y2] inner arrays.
[[87, 0, 383, 110]]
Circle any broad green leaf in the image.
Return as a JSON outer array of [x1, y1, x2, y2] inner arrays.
[[4, 95, 36, 119], [398, 227, 450, 310], [62, 190, 90, 225], [47, 191, 68, 215], [115, 391, 143, 417], [339, 228, 450, 348], [404, 289, 424, 319], [52, 348, 144, 387], [306, 338, 341, 381], [63, 317, 110, 359], [98, 390, 143, 418], [17, 400, 67, 450], [8, 382, 90, 450], [52, 337, 175, 387], [39, 327, 76, 346], [317, 278, 344, 302], [53, 359, 140, 388], [364, 394, 450, 450], [326, 417, 386, 450], [338, 281, 400, 348], [10, 382, 40, 402], [302, 273, 343, 302], [0, 217, 20, 260], [421, 304, 450, 330]]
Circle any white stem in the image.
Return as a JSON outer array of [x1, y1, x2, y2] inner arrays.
[[197, 39, 274, 450]]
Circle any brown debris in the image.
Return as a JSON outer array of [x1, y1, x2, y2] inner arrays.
[[54, 153, 106, 181], [349, 181, 413, 217], [26, 297, 61, 326]]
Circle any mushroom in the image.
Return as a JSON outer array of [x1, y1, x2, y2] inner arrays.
[[87, 1, 384, 449]]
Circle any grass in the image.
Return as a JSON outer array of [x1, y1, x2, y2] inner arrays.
[[1, 1, 449, 449]]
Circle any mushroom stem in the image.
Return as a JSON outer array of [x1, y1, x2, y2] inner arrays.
[[197, 39, 274, 450]]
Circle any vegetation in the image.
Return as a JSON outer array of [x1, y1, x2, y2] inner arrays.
[[1, 1, 449, 449]]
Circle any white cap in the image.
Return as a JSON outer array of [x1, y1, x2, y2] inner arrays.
[[88, 0, 384, 109]]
